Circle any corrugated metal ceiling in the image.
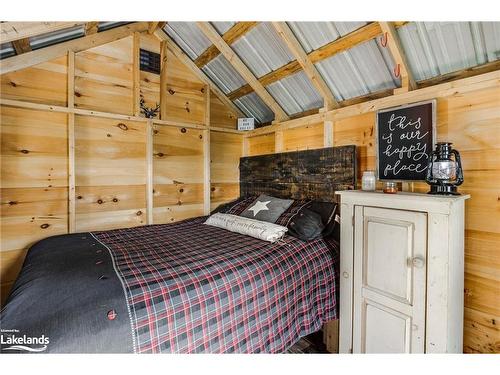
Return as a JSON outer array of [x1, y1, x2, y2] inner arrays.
[[234, 92, 275, 124], [98, 22, 132, 32], [165, 22, 212, 59], [30, 25, 85, 50], [0, 42, 15, 59], [267, 71, 323, 116], [287, 22, 367, 52], [212, 22, 236, 35], [398, 22, 500, 81], [202, 54, 247, 94], [231, 22, 295, 78], [316, 38, 399, 101]]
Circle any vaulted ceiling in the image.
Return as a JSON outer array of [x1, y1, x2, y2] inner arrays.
[[2, 21, 499, 125]]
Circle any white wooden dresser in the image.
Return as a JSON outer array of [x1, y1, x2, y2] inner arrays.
[[336, 190, 469, 353]]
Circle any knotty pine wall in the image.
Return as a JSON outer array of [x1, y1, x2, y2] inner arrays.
[[0, 32, 242, 305], [245, 81, 500, 353]]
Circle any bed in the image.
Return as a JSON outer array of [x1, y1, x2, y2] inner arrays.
[[0, 145, 356, 354]]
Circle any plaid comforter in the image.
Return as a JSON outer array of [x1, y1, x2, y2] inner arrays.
[[92, 216, 339, 353]]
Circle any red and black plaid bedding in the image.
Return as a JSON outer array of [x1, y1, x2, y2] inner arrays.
[[92, 216, 339, 353]]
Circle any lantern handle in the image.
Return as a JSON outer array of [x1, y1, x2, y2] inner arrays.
[[451, 149, 464, 186]]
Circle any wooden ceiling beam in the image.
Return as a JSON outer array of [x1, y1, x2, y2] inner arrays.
[[228, 60, 302, 100], [148, 22, 167, 34], [1, 22, 149, 75], [272, 22, 339, 110], [228, 22, 384, 101], [194, 22, 258, 68], [196, 21, 289, 122], [379, 21, 416, 91], [153, 28, 245, 118], [308, 22, 382, 63], [12, 38, 32, 55], [84, 22, 99, 36], [0, 21, 85, 44]]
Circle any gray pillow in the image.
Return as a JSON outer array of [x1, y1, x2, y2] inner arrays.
[[240, 194, 293, 223]]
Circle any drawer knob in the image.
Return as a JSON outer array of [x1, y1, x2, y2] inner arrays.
[[410, 256, 425, 268]]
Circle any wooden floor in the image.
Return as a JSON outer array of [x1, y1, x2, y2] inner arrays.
[[287, 332, 328, 353]]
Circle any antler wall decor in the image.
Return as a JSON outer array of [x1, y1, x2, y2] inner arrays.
[[140, 98, 161, 118]]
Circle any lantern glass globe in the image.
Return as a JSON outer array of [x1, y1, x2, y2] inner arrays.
[[431, 160, 457, 181]]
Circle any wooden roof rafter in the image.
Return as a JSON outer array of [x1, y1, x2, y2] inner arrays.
[[272, 22, 339, 110], [194, 22, 258, 68], [0, 22, 149, 75], [196, 21, 289, 122], [153, 28, 246, 118], [379, 21, 416, 91]]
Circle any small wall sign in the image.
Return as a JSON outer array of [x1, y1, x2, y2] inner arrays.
[[376, 100, 436, 181], [238, 118, 255, 131]]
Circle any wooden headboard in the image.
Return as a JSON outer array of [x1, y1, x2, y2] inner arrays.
[[239, 145, 356, 203]]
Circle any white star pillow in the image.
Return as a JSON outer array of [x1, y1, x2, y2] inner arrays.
[[240, 194, 294, 223], [247, 200, 271, 217]]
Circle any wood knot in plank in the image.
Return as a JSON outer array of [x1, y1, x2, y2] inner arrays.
[[184, 102, 190, 113], [211, 187, 216, 192], [8, 201, 18, 205], [77, 196, 83, 199], [20, 149, 30, 154], [156, 152, 164, 157], [112, 198, 118, 203], [179, 188, 184, 193], [74, 91, 82, 97], [168, 89, 175, 95], [180, 128, 187, 133], [136, 210, 142, 216], [117, 123, 129, 131], [199, 135, 203, 139], [10, 81, 17, 87], [97, 199, 103, 204], [40, 223, 50, 229]]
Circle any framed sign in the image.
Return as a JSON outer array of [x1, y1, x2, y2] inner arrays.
[[376, 100, 436, 181], [237, 117, 255, 131]]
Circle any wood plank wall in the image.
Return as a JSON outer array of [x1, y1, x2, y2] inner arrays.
[[245, 84, 500, 353], [1, 28, 497, 354], [0, 32, 242, 305]]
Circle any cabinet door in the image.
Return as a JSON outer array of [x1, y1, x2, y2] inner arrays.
[[353, 206, 427, 353]]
